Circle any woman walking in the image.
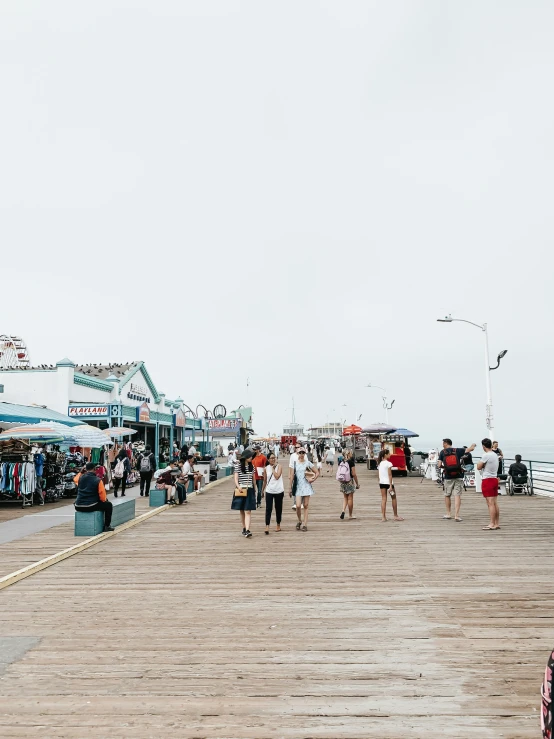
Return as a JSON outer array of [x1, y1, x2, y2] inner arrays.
[[339, 450, 360, 520], [377, 449, 404, 522], [289, 447, 319, 531], [325, 446, 335, 475], [113, 448, 131, 498], [233, 449, 256, 538], [262, 452, 284, 534]]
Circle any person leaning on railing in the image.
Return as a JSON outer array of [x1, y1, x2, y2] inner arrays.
[[74, 462, 114, 532]]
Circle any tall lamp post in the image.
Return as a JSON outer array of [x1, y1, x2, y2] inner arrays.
[[437, 314, 508, 440], [366, 384, 395, 423]]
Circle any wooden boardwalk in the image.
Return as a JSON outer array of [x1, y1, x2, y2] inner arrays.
[[0, 461, 551, 737]]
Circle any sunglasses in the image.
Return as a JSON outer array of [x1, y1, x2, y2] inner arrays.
[[298, 451, 306, 454]]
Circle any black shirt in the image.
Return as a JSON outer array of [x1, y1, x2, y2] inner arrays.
[[438, 448, 465, 479], [508, 462, 527, 478]]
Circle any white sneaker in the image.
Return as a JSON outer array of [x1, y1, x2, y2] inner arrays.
[[291, 504, 296, 510]]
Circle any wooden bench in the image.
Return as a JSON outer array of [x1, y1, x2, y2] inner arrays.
[[74, 498, 136, 537]]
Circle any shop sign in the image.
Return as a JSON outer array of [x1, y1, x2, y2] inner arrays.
[[110, 404, 122, 418], [136, 402, 150, 423], [174, 409, 186, 428], [127, 381, 150, 402], [69, 405, 109, 418], [208, 419, 241, 434], [130, 382, 148, 396]]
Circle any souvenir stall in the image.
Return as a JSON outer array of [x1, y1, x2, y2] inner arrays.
[[0, 439, 37, 507], [362, 423, 409, 474], [105, 427, 139, 488], [0, 422, 115, 505], [341, 425, 365, 462]]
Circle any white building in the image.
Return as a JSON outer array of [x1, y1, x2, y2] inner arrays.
[[0, 358, 203, 460], [282, 421, 304, 438], [308, 422, 343, 440]]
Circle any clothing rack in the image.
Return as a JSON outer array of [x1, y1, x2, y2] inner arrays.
[[0, 455, 36, 508]]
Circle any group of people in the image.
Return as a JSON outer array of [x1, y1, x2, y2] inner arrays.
[[437, 437, 527, 530], [230, 440, 407, 538], [73, 443, 205, 531]]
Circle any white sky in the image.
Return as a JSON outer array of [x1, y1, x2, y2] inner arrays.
[[1, 1, 553, 443]]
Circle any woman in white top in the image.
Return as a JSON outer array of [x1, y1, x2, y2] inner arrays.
[[377, 449, 404, 522], [262, 452, 284, 534], [325, 447, 335, 474]]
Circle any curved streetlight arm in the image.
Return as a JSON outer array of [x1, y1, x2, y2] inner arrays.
[[437, 315, 484, 331]]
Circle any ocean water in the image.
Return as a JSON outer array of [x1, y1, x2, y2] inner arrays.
[[414, 439, 554, 464]]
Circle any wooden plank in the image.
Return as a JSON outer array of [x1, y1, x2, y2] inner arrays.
[[0, 461, 550, 737]]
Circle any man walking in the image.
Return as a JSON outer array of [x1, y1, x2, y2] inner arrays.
[[477, 438, 500, 530], [437, 439, 476, 522], [138, 445, 156, 497], [252, 445, 268, 508]]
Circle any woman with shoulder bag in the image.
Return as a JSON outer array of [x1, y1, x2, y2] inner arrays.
[[233, 449, 256, 537], [262, 452, 284, 535], [339, 449, 360, 520], [290, 447, 319, 532]]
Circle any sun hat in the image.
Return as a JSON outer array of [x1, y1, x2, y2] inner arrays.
[[240, 449, 253, 460]]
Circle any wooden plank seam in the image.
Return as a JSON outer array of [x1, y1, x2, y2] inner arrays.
[[0, 474, 231, 591]]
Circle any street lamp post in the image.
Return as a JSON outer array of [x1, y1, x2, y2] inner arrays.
[[437, 315, 508, 440], [366, 384, 395, 423]]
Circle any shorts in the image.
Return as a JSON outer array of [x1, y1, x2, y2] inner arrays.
[[326, 460, 334, 466], [340, 480, 356, 494], [482, 477, 499, 497], [444, 478, 464, 497], [379, 483, 393, 490]]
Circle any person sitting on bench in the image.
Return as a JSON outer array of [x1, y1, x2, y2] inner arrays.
[[183, 454, 204, 493], [74, 462, 114, 532]]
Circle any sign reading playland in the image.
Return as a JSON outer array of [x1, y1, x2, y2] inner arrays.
[[69, 405, 109, 418]]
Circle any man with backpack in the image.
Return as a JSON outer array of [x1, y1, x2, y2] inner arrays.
[[438, 439, 476, 521], [138, 445, 156, 497]]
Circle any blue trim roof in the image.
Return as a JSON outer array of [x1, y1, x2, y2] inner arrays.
[[0, 402, 84, 427]]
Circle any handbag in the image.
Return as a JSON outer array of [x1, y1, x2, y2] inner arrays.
[[234, 487, 248, 497], [291, 462, 298, 496], [305, 467, 316, 483]]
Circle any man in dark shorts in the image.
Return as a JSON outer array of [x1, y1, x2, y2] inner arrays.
[[477, 438, 500, 530]]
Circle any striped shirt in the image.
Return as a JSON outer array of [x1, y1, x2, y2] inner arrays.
[[234, 461, 254, 489]]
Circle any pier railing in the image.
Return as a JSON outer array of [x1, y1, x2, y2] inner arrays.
[[473, 456, 554, 497]]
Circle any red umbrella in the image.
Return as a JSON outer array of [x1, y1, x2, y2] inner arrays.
[[342, 424, 362, 436]]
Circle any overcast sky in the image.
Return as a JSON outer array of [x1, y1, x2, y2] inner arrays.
[[1, 1, 553, 444]]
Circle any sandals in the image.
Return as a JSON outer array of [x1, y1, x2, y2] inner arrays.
[[296, 522, 302, 530], [301, 525, 308, 532]]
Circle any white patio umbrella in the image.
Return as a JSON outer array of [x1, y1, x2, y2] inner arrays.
[[69, 424, 114, 448], [103, 427, 137, 439]]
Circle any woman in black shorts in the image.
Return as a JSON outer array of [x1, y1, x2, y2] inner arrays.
[[377, 449, 404, 522]]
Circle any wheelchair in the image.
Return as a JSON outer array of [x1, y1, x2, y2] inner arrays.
[[506, 474, 532, 496]]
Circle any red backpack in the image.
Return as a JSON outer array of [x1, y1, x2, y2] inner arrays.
[[443, 448, 461, 478]]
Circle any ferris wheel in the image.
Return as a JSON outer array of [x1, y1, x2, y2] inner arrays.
[[0, 336, 31, 369]]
